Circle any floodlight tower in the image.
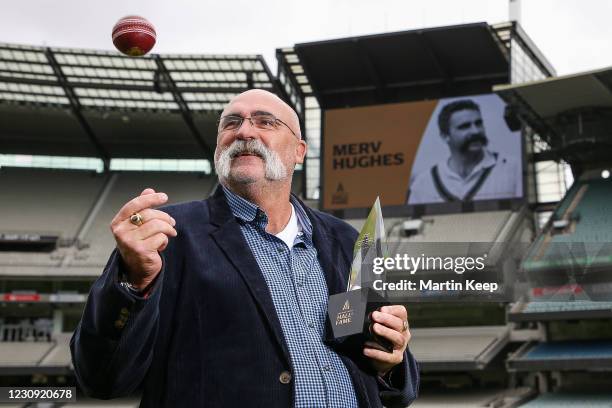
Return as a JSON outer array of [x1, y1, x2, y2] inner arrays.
[[509, 0, 522, 24]]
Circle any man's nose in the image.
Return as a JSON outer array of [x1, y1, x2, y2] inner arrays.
[[468, 123, 483, 134], [235, 118, 259, 140]]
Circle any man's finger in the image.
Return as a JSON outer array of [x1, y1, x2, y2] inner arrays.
[[114, 192, 169, 224], [131, 208, 176, 228], [371, 310, 404, 333], [380, 305, 408, 321], [132, 219, 177, 241], [113, 209, 176, 236], [363, 347, 403, 365], [142, 232, 170, 252], [372, 323, 405, 350], [140, 188, 156, 196]]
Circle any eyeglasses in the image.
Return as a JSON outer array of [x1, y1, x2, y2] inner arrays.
[[218, 113, 298, 138]]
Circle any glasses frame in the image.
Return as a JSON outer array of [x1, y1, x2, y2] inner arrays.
[[218, 113, 298, 138]]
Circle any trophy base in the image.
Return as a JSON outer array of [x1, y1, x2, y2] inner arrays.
[[326, 287, 393, 354]]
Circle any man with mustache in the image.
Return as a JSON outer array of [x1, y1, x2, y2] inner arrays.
[[71, 89, 419, 407], [408, 99, 521, 204]]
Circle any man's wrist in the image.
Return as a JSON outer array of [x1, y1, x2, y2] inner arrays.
[[120, 280, 145, 293], [119, 269, 156, 297]]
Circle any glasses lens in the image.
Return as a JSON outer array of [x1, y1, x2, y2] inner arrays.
[[252, 114, 278, 130], [220, 116, 243, 131]]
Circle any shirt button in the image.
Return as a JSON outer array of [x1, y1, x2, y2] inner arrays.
[[279, 371, 292, 384], [297, 282, 304, 288], [323, 365, 331, 372], [308, 322, 315, 328], [277, 247, 285, 253]]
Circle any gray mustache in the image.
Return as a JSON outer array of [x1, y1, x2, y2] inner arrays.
[[228, 140, 268, 160]]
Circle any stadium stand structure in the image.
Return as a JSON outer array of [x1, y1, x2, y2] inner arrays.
[[510, 172, 612, 321], [497, 65, 612, 406]]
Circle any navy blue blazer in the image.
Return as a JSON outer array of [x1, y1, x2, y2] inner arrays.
[[71, 187, 419, 407]]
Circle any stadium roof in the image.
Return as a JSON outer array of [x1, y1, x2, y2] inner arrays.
[[495, 66, 612, 119], [495, 66, 612, 164], [286, 22, 510, 109], [0, 43, 281, 164]]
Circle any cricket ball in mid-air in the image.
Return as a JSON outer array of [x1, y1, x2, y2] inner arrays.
[[112, 15, 156, 56]]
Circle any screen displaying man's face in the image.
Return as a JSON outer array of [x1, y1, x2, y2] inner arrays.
[[323, 93, 523, 209], [445, 109, 488, 155]]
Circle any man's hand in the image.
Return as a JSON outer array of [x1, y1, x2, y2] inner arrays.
[[110, 188, 177, 290], [363, 305, 411, 376]]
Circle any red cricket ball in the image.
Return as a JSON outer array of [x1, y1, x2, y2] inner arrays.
[[112, 15, 156, 57]]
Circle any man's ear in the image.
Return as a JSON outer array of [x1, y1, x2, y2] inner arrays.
[[295, 140, 307, 164]]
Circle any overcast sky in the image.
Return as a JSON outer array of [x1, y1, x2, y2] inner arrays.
[[0, 0, 611, 76]]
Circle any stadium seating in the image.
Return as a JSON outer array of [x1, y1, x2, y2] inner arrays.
[[0, 332, 73, 375], [39, 333, 72, 369], [520, 391, 612, 407], [0, 168, 108, 269], [409, 325, 509, 371], [520, 301, 612, 314], [552, 179, 612, 244], [410, 388, 513, 407], [526, 177, 612, 267], [0, 341, 53, 370], [0, 167, 107, 239], [508, 340, 612, 371]]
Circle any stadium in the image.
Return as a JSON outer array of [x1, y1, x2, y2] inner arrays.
[[1, 13, 612, 408]]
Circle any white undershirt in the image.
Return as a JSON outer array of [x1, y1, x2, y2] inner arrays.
[[274, 204, 300, 249]]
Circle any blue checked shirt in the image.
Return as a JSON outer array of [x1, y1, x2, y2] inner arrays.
[[223, 186, 358, 408]]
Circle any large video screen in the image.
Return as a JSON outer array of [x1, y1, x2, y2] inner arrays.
[[322, 93, 523, 210]]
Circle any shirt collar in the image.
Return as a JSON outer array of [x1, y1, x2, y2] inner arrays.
[[222, 185, 313, 240], [222, 185, 260, 222], [441, 149, 497, 181], [290, 194, 313, 239]]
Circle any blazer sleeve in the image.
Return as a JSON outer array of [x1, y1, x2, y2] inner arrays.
[[378, 348, 420, 407], [70, 249, 165, 399]]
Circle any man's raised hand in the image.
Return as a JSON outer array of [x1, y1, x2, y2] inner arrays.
[[110, 188, 177, 289]]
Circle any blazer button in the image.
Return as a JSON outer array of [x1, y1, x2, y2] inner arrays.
[[279, 371, 292, 384]]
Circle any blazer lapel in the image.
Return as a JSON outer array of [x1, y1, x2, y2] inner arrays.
[[207, 187, 291, 362]]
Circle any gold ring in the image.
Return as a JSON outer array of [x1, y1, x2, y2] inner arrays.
[[130, 212, 144, 226], [402, 320, 409, 332]]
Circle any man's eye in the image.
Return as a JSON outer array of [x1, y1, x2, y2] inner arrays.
[[222, 118, 241, 129], [256, 117, 276, 127]]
